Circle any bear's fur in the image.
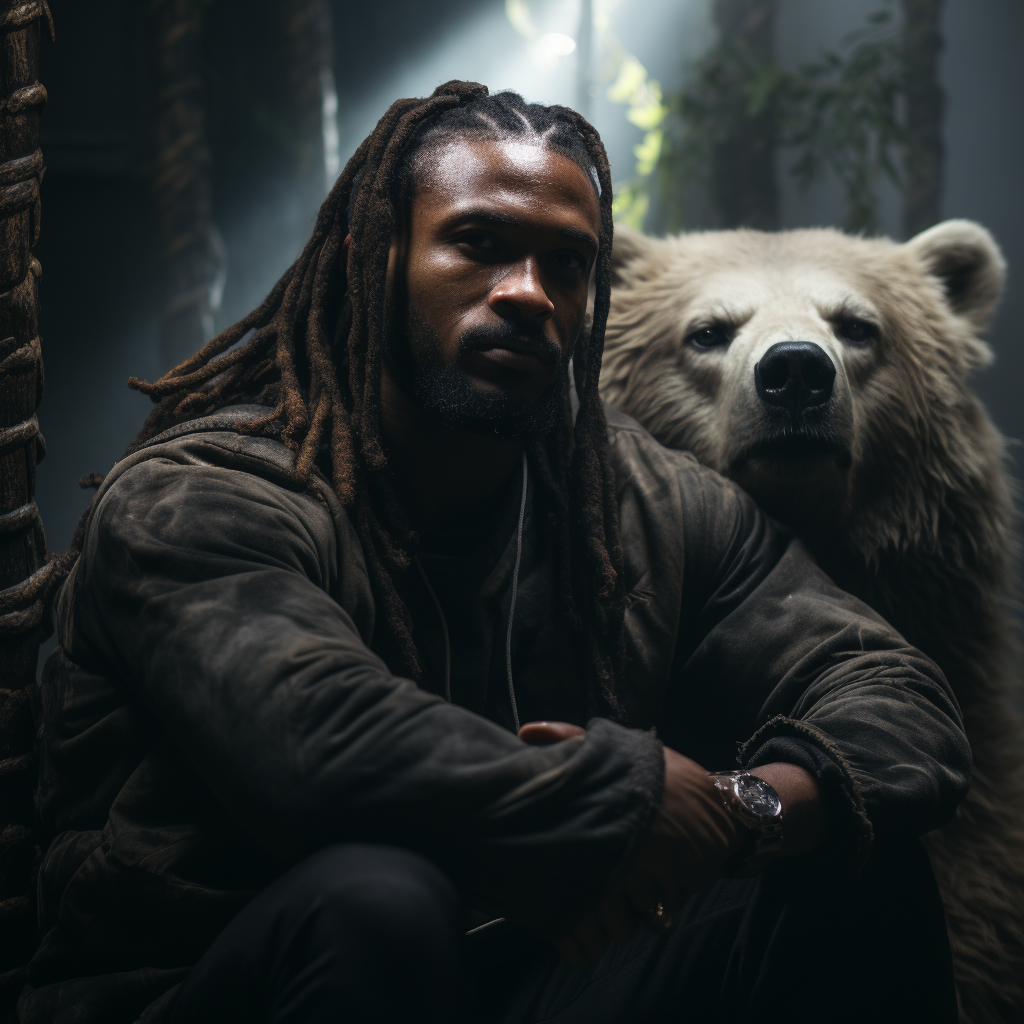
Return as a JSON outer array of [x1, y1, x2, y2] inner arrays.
[[601, 221, 1024, 1024]]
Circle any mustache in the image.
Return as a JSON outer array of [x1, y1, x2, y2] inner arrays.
[[457, 321, 562, 365]]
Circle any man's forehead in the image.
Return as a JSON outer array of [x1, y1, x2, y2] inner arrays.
[[411, 137, 600, 226], [414, 136, 579, 178]]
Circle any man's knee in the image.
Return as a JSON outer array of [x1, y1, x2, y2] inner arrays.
[[174, 844, 468, 1023], [268, 839, 468, 966], [282, 842, 465, 951]]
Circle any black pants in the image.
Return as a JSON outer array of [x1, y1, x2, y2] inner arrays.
[[171, 841, 958, 1024]]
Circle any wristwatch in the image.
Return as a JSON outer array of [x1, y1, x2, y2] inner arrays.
[[709, 770, 784, 875]]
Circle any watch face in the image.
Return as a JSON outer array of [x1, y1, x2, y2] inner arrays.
[[736, 774, 783, 819]]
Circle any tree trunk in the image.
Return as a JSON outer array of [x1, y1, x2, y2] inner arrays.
[[0, 1, 50, 1018], [276, 0, 337, 220], [902, 0, 945, 238], [711, 0, 779, 229], [151, 0, 217, 370], [575, 0, 593, 121]]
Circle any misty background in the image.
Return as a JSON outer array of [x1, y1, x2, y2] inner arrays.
[[34, 0, 1024, 553]]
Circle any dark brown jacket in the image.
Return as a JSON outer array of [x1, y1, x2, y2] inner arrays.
[[20, 406, 970, 1023]]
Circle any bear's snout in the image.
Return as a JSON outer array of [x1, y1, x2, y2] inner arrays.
[[755, 342, 836, 415]]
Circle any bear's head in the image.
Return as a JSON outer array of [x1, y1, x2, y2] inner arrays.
[[601, 221, 1008, 565]]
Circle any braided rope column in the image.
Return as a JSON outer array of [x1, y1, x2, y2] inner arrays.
[[0, 1, 51, 1018]]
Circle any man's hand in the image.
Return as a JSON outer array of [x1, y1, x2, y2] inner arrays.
[[518, 721, 743, 966], [518, 722, 831, 965], [558, 746, 744, 965]]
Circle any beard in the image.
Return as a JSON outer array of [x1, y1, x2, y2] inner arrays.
[[386, 308, 568, 438]]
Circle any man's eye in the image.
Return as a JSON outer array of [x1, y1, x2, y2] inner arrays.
[[457, 232, 498, 251], [552, 250, 584, 271], [686, 325, 730, 349]]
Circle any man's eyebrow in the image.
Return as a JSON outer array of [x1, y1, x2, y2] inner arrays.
[[446, 208, 599, 250]]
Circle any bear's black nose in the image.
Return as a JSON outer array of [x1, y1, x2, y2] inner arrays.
[[755, 342, 836, 414]]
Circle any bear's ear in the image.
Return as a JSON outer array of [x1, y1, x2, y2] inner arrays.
[[610, 224, 658, 286], [906, 219, 1006, 332]]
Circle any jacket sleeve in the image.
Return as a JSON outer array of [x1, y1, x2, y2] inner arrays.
[[67, 448, 663, 930], [665, 461, 970, 867]]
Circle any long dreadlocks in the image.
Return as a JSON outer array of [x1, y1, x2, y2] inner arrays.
[[88, 82, 627, 717]]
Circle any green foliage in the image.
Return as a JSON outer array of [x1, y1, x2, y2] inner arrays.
[[611, 180, 651, 231], [654, 9, 907, 234], [604, 55, 667, 229]]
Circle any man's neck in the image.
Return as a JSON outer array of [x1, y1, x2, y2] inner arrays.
[[379, 366, 525, 535]]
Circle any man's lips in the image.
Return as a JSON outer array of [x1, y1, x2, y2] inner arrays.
[[466, 336, 557, 373]]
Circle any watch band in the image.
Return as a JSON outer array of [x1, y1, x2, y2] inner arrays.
[[710, 770, 784, 875]]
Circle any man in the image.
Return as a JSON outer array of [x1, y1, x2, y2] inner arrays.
[[24, 82, 967, 1023]]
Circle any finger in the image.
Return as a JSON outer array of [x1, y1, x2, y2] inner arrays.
[[596, 890, 641, 946], [622, 870, 663, 916], [640, 900, 679, 937], [518, 721, 587, 745], [646, 870, 684, 910], [631, 842, 692, 910]]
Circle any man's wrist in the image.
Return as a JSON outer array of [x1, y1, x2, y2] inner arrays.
[[709, 771, 784, 874], [747, 762, 830, 857]]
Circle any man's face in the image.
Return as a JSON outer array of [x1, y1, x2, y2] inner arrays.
[[389, 137, 601, 436]]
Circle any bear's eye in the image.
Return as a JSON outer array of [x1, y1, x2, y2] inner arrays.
[[686, 325, 730, 349], [836, 318, 878, 345]]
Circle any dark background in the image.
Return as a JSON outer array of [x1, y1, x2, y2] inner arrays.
[[34, 0, 1024, 555]]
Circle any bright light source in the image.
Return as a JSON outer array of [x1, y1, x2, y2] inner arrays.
[[531, 31, 576, 70], [538, 32, 576, 56]]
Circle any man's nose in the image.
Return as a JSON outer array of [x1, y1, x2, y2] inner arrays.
[[488, 258, 555, 321]]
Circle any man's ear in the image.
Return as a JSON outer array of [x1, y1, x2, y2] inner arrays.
[[610, 224, 658, 287], [905, 219, 1006, 333]]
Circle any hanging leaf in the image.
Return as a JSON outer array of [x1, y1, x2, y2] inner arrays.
[[652, 8, 910, 234], [633, 128, 663, 175], [607, 58, 650, 105], [611, 181, 650, 230]]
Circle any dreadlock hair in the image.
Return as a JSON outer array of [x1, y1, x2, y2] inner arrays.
[[75, 82, 629, 718]]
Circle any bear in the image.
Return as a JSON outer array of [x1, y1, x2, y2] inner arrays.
[[600, 220, 1024, 1024]]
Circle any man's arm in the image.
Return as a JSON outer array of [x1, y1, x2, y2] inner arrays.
[[659, 457, 971, 864], [547, 427, 972, 963], [66, 445, 664, 934]]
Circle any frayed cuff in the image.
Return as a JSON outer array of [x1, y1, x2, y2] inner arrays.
[[738, 715, 873, 874]]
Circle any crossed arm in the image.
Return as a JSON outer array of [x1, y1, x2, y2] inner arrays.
[[70, 438, 970, 942]]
